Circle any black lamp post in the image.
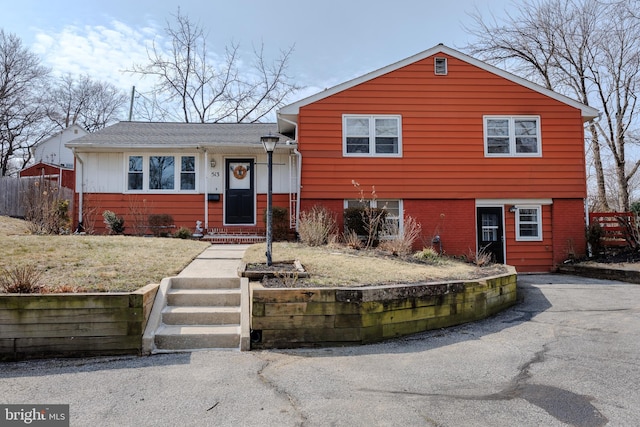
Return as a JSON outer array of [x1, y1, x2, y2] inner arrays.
[[261, 134, 279, 266]]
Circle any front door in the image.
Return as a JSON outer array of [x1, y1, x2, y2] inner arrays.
[[476, 207, 505, 263], [225, 159, 254, 224]]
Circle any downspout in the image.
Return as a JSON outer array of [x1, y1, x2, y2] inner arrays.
[[203, 148, 209, 230], [72, 148, 84, 232], [279, 117, 301, 231]]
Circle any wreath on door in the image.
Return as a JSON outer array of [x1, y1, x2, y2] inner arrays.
[[232, 165, 248, 180]]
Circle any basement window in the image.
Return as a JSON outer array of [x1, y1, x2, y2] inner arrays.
[[435, 57, 447, 75]]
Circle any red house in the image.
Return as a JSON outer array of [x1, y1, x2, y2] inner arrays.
[[277, 44, 597, 272], [67, 45, 597, 272]]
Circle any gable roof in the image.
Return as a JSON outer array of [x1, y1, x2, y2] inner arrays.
[[66, 121, 289, 152], [33, 124, 87, 149], [277, 44, 599, 134]]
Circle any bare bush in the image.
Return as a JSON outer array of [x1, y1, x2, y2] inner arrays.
[[344, 229, 362, 250], [22, 177, 71, 234], [128, 196, 151, 236], [379, 215, 423, 256], [469, 245, 493, 267], [298, 205, 337, 246], [0, 264, 43, 293]]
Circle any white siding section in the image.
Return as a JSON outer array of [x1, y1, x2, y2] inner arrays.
[[83, 153, 124, 193], [255, 153, 294, 194]]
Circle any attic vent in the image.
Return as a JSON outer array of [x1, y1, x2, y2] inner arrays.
[[434, 57, 447, 75]]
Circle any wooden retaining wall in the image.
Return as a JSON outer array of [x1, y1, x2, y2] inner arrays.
[[251, 269, 517, 349], [0, 283, 158, 361]]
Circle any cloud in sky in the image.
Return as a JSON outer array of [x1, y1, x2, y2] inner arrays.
[[32, 20, 159, 92]]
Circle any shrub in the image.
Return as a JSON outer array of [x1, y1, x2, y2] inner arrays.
[[174, 226, 192, 239], [0, 265, 43, 293], [298, 205, 337, 246], [344, 206, 387, 248], [343, 229, 362, 250], [413, 247, 442, 264], [103, 210, 125, 235], [22, 178, 71, 234], [586, 222, 603, 255], [378, 215, 422, 256], [263, 206, 290, 241], [148, 214, 174, 237]]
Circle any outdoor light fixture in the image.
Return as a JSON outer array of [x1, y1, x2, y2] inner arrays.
[[261, 134, 280, 266], [509, 205, 518, 213], [210, 158, 216, 168]]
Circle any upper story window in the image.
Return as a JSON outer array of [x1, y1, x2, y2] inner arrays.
[[127, 154, 197, 192], [515, 205, 542, 241], [343, 115, 402, 157], [484, 116, 541, 157]]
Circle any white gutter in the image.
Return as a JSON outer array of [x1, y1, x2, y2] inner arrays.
[[278, 116, 301, 231], [72, 148, 84, 230]]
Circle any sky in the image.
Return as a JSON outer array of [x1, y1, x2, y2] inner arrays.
[[2, 0, 518, 110]]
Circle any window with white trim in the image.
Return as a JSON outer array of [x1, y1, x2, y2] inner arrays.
[[344, 199, 402, 238], [515, 206, 542, 241], [127, 154, 197, 192], [484, 116, 541, 156], [343, 115, 401, 156]]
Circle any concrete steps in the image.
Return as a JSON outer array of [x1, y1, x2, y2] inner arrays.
[[153, 277, 242, 351]]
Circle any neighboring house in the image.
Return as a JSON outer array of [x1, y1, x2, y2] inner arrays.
[[19, 124, 88, 190], [68, 44, 597, 272], [277, 44, 598, 273], [66, 122, 297, 236]]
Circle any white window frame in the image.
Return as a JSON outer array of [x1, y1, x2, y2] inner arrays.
[[515, 205, 542, 241], [125, 154, 198, 193], [484, 115, 542, 157], [343, 115, 402, 157], [434, 57, 448, 75], [344, 199, 403, 239]]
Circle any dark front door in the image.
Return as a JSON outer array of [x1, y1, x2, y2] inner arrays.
[[225, 159, 254, 224], [476, 207, 505, 264]]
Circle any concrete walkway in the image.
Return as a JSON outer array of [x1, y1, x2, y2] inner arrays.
[[178, 244, 251, 278]]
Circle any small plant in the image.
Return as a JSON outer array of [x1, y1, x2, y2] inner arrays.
[[379, 215, 422, 256], [274, 270, 299, 287], [103, 210, 125, 235], [22, 177, 71, 234], [344, 229, 362, 249], [413, 247, 442, 264], [148, 213, 174, 237], [0, 265, 43, 293], [298, 205, 337, 246], [347, 181, 388, 249], [174, 226, 192, 239], [128, 196, 152, 236], [469, 245, 493, 267]]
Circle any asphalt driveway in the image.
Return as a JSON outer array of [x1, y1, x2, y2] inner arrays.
[[1, 274, 638, 426]]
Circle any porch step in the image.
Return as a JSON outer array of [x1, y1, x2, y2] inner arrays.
[[154, 325, 240, 350], [153, 276, 242, 352], [162, 306, 240, 325], [166, 289, 241, 306]]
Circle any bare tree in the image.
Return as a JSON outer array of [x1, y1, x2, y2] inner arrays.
[[0, 30, 51, 176], [465, 0, 640, 211], [128, 9, 301, 123], [45, 74, 128, 132]]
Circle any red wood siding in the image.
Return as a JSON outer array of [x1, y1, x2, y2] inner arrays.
[[75, 193, 291, 235], [505, 205, 554, 273], [20, 163, 75, 191], [297, 53, 587, 201]]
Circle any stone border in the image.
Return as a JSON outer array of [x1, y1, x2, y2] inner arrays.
[[250, 268, 517, 349], [0, 284, 158, 361], [558, 264, 640, 284]]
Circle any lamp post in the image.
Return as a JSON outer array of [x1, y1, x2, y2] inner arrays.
[[261, 134, 279, 266]]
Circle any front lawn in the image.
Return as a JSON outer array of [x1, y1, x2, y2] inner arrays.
[[0, 216, 209, 292]]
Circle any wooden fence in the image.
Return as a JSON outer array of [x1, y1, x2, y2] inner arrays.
[[0, 177, 74, 218], [589, 212, 636, 248]]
